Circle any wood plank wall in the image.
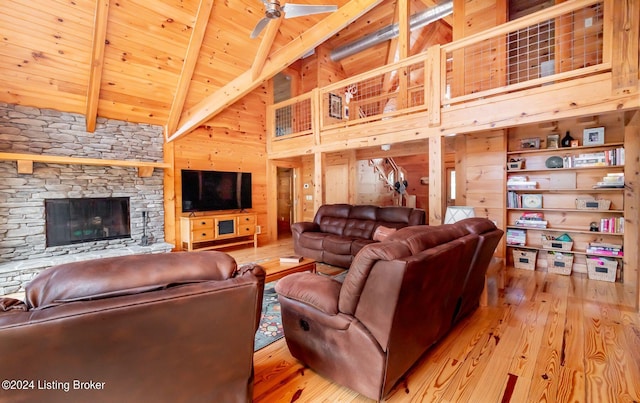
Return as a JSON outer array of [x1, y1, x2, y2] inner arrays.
[[167, 89, 268, 250], [461, 130, 507, 258]]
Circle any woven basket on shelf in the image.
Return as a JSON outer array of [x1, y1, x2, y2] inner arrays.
[[586, 256, 617, 282], [546, 252, 573, 275], [575, 198, 611, 210]]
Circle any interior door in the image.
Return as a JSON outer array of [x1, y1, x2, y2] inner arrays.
[[277, 167, 293, 237], [325, 164, 349, 204]]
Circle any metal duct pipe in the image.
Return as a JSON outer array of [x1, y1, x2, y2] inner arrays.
[[330, 0, 453, 62]]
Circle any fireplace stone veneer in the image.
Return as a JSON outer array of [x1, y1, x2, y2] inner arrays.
[[0, 103, 173, 294]]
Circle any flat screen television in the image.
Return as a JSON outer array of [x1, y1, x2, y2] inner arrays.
[[181, 169, 252, 213]]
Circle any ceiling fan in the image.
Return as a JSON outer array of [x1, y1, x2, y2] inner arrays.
[[251, 0, 338, 39]]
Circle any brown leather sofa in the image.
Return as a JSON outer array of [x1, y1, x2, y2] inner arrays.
[[292, 203, 426, 268], [276, 218, 503, 401], [0, 251, 265, 403]]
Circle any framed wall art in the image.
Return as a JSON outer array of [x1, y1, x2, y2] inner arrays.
[[329, 93, 342, 119], [583, 127, 605, 146], [546, 134, 560, 149], [520, 137, 541, 149]]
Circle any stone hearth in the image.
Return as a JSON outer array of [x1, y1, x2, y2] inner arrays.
[[0, 103, 173, 295]]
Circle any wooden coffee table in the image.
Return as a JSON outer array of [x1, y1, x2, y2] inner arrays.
[[261, 257, 316, 283]]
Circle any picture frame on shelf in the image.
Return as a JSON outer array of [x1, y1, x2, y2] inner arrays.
[[520, 137, 541, 149], [546, 134, 560, 149], [570, 139, 579, 147], [583, 127, 605, 146], [522, 194, 543, 209], [329, 93, 342, 119]]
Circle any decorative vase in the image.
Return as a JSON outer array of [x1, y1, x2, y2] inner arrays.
[[561, 131, 573, 147]]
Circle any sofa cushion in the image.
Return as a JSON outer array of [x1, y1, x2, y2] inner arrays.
[[324, 235, 354, 255], [26, 251, 237, 310], [348, 205, 378, 220], [298, 231, 330, 250], [376, 206, 413, 225], [343, 218, 376, 239], [351, 238, 376, 256], [387, 225, 467, 254], [318, 216, 348, 236]]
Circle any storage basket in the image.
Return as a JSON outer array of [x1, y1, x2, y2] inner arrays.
[[512, 249, 537, 271], [576, 198, 611, 210], [586, 256, 618, 282], [542, 238, 573, 251], [546, 252, 573, 275]]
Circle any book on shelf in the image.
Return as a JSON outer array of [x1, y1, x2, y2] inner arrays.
[[506, 228, 526, 246], [515, 220, 548, 228], [598, 217, 624, 233], [280, 255, 303, 263], [586, 242, 623, 256]]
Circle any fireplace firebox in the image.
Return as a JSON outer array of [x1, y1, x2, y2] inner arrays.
[[45, 197, 131, 247]]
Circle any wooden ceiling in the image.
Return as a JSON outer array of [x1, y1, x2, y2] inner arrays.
[[0, 0, 452, 140]]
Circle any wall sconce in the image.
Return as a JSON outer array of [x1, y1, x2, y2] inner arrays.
[[444, 206, 475, 224]]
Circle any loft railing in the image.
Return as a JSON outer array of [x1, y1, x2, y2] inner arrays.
[[441, 0, 607, 105], [319, 56, 429, 130], [267, 0, 611, 148]]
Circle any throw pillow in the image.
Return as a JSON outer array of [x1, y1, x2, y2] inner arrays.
[[373, 226, 396, 242]]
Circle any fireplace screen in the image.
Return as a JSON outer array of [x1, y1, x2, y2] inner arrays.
[[45, 197, 131, 247]]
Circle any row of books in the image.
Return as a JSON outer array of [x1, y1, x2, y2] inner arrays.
[[507, 176, 536, 190], [507, 191, 523, 208], [586, 242, 623, 256], [570, 148, 625, 167], [598, 217, 624, 233]]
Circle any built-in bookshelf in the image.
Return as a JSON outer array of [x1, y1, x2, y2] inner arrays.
[[505, 118, 626, 281]]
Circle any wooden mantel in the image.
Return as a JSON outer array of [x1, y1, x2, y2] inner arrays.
[[0, 152, 171, 178]]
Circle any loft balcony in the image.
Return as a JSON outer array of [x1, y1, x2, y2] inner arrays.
[[267, 0, 638, 158]]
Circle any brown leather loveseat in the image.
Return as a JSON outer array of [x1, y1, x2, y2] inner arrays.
[[0, 251, 265, 403], [292, 203, 426, 268], [276, 218, 503, 401]]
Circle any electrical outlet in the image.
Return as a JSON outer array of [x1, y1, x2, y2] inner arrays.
[[306, 195, 313, 201], [255, 225, 261, 234]]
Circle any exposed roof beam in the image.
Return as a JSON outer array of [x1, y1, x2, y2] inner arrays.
[[167, 0, 384, 143], [165, 0, 215, 138], [251, 18, 282, 81], [85, 0, 110, 132], [399, 0, 409, 60]]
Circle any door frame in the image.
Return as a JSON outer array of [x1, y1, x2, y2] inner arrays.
[[267, 159, 302, 242]]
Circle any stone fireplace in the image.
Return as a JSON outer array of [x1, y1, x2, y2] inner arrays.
[[0, 103, 173, 294], [45, 197, 132, 247]]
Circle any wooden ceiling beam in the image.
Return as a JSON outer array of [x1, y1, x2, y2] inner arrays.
[[167, 0, 385, 143], [251, 18, 282, 81], [165, 0, 215, 139], [85, 0, 110, 132]]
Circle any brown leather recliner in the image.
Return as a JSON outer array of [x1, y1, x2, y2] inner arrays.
[[275, 218, 502, 401], [0, 251, 265, 403]]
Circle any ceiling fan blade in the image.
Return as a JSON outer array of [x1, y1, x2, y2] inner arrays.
[[250, 17, 271, 38], [281, 4, 338, 19]]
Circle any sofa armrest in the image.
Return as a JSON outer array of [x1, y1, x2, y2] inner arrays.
[[275, 273, 341, 316], [291, 221, 319, 235]]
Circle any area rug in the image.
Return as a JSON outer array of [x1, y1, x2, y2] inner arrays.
[[254, 281, 283, 351]]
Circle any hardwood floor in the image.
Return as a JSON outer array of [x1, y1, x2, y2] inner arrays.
[[227, 238, 640, 403]]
